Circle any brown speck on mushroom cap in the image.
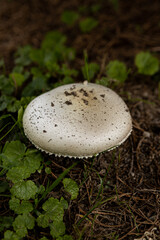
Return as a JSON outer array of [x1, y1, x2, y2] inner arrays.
[[23, 82, 132, 158]]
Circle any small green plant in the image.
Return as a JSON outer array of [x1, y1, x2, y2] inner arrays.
[[106, 60, 128, 84], [61, 10, 80, 26], [90, 4, 102, 13], [81, 51, 100, 81], [82, 62, 100, 81], [79, 17, 98, 33], [63, 178, 79, 200], [0, 140, 79, 239], [135, 51, 159, 75]]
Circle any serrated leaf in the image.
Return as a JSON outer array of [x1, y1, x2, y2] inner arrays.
[[24, 150, 42, 173], [106, 60, 128, 83], [37, 184, 45, 195], [60, 197, 68, 210], [135, 51, 159, 75], [13, 213, 35, 238], [10, 180, 38, 200], [37, 214, 50, 228], [7, 166, 31, 182], [3, 230, 20, 240], [42, 197, 64, 222], [50, 221, 65, 238], [79, 17, 98, 33], [9, 197, 33, 214], [63, 178, 79, 200], [2, 141, 26, 169]]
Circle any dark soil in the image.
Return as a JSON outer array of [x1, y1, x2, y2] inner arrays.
[[0, 0, 160, 239]]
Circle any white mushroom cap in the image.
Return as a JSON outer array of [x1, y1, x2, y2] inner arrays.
[[23, 82, 132, 158]]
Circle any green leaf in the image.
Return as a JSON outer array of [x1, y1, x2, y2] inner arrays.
[[0, 216, 14, 232], [37, 184, 45, 195], [61, 10, 79, 26], [57, 235, 73, 240], [0, 95, 15, 112], [63, 178, 79, 200], [39, 237, 49, 240], [7, 99, 21, 113], [45, 167, 52, 174], [10, 180, 38, 200], [60, 64, 78, 77], [1, 141, 26, 169], [3, 230, 20, 240], [0, 58, 5, 68], [82, 62, 100, 80], [0, 75, 14, 95], [91, 4, 101, 13], [42, 197, 64, 222], [14, 45, 32, 67], [41, 31, 66, 50], [135, 51, 159, 75], [9, 197, 33, 214], [17, 106, 23, 128], [23, 149, 42, 173], [29, 48, 44, 66], [60, 197, 68, 210], [9, 72, 25, 87], [37, 214, 50, 228], [50, 221, 65, 238], [106, 60, 128, 83], [13, 213, 35, 238], [7, 166, 31, 182], [3, 143, 42, 182], [96, 77, 110, 86], [79, 17, 98, 33], [22, 76, 48, 97], [109, 0, 119, 11]]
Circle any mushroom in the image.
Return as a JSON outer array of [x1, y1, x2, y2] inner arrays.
[[23, 82, 132, 158]]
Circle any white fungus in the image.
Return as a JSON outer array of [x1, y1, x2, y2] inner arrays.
[[23, 82, 132, 158]]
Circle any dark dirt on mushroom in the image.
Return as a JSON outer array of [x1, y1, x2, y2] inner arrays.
[[0, 0, 160, 239]]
